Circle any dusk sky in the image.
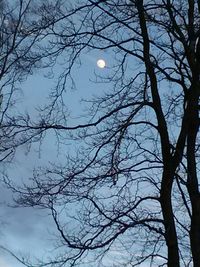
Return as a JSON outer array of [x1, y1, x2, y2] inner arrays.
[[0, 51, 110, 267], [0, 1, 195, 266]]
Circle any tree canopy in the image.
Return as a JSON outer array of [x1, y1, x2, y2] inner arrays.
[[3, 1, 200, 267]]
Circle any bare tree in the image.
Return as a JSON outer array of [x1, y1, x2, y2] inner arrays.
[[7, 1, 200, 267], [0, 0, 68, 160]]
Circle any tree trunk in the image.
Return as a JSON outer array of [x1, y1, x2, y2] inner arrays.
[[190, 199, 200, 267], [187, 103, 200, 266], [160, 169, 180, 267]]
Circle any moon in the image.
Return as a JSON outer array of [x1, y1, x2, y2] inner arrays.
[[97, 59, 106, 68]]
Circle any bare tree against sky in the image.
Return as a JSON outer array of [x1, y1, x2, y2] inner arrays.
[[0, 0, 64, 161], [0, 0, 40, 160], [5, 1, 200, 267]]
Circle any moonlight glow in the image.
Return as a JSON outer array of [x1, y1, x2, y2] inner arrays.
[[97, 59, 106, 68]]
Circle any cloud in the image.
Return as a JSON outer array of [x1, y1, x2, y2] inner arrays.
[[0, 258, 10, 267], [0, 252, 28, 267]]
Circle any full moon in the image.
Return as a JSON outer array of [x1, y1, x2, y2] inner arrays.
[[97, 59, 106, 68]]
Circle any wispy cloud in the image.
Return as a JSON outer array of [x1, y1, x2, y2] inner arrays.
[[0, 257, 12, 267]]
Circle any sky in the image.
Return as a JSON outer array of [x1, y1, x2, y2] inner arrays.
[[0, 55, 161, 267], [0, 43, 159, 267], [0, 51, 111, 267], [0, 2, 165, 266]]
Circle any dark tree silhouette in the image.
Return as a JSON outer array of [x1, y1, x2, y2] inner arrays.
[[0, 0, 63, 160], [7, 1, 200, 267]]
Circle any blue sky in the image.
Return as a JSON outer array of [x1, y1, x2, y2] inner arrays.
[[0, 50, 111, 267], [0, 2, 168, 265], [0, 54, 162, 267]]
